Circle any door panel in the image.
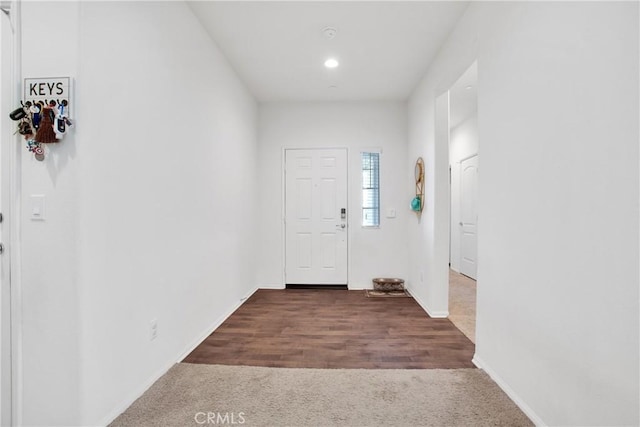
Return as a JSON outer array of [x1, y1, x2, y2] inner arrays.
[[460, 155, 478, 279], [320, 179, 336, 219], [320, 233, 336, 268], [296, 179, 312, 219], [296, 233, 312, 268], [285, 149, 347, 284]]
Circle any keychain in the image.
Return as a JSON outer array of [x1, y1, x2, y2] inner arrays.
[[30, 101, 42, 130], [54, 99, 72, 140], [9, 92, 75, 162], [25, 139, 45, 161], [34, 101, 57, 144], [18, 120, 33, 136], [34, 146, 45, 162]]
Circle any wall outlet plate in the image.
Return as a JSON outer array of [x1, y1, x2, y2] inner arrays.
[[30, 195, 46, 221]]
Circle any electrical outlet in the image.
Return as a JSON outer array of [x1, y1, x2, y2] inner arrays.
[[150, 319, 158, 341]]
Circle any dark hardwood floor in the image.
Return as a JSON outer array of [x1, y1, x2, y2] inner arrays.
[[183, 289, 475, 369]]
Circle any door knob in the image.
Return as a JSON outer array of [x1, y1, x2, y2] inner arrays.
[[336, 224, 346, 229], [459, 222, 463, 226]]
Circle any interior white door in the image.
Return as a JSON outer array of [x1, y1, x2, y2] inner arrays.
[[460, 155, 478, 279], [285, 149, 348, 285]]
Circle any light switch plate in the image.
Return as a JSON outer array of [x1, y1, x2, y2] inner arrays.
[[386, 208, 396, 219], [30, 195, 46, 221]]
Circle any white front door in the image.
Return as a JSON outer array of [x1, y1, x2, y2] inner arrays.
[[285, 149, 348, 285], [460, 155, 478, 279]]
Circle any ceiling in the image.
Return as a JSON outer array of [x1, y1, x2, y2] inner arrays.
[[449, 61, 477, 129], [188, 1, 469, 102]]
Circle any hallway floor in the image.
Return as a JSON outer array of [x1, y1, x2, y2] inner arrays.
[[448, 270, 477, 343], [184, 289, 475, 369]]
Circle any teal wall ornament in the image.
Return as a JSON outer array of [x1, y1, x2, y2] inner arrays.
[[412, 157, 424, 214]]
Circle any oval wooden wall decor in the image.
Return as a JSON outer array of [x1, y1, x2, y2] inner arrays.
[[412, 157, 425, 213]]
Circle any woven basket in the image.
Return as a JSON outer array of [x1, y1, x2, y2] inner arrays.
[[372, 278, 405, 292]]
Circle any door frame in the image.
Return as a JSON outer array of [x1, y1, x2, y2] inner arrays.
[[281, 147, 350, 287], [1, 1, 22, 425]]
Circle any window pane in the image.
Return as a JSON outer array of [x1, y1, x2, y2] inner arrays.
[[362, 189, 379, 208], [363, 208, 377, 227], [361, 152, 380, 227]]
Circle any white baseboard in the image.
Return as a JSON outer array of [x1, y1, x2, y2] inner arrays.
[[406, 286, 449, 318], [98, 286, 258, 427], [472, 355, 545, 426], [257, 283, 285, 289], [177, 286, 259, 361]]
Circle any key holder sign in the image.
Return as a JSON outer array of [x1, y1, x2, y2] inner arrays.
[[6, 76, 76, 161], [24, 77, 72, 117]]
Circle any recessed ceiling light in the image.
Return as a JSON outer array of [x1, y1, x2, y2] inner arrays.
[[329, 85, 338, 89], [465, 85, 473, 90], [324, 58, 339, 69]]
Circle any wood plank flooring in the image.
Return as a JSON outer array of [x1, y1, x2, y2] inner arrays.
[[183, 289, 475, 369]]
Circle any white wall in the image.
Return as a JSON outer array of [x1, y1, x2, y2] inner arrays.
[[19, 2, 258, 426], [449, 114, 478, 272], [20, 3, 82, 425], [257, 102, 409, 289], [409, 2, 639, 425]]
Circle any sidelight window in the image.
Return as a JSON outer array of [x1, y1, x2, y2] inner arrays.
[[361, 152, 380, 227]]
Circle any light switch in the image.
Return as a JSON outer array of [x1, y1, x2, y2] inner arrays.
[[386, 208, 396, 219], [30, 195, 46, 221]]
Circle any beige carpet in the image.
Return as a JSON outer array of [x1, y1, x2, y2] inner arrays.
[[110, 363, 532, 427], [449, 270, 476, 343]]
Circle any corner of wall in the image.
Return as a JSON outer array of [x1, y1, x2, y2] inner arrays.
[[407, 285, 449, 318], [472, 355, 543, 426]]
